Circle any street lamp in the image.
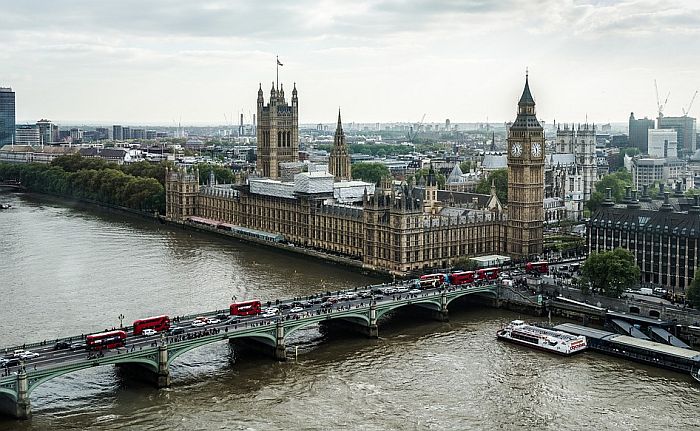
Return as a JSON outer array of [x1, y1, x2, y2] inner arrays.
[[118, 314, 124, 329]]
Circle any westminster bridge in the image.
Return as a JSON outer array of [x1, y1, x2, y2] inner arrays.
[[0, 281, 500, 420]]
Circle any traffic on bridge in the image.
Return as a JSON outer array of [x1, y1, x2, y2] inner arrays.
[[0, 272, 501, 420]]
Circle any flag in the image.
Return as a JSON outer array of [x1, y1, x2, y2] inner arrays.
[[277, 58, 284, 66]]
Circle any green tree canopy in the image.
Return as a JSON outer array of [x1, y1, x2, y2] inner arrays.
[[587, 169, 633, 212], [195, 163, 235, 185], [475, 168, 508, 204], [687, 269, 700, 308], [351, 162, 390, 184], [459, 161, 474, 173], [580, 248, 640, 297]]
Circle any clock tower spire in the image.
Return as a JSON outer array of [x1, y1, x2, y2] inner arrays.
[[506, 73, 544, 258]]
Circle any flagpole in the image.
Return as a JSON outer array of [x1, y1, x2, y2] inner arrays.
[[276, 55, 279, 91]]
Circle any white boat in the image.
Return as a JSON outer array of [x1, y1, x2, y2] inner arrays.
[[691, 365, 700, 384], [497, 320, 588, 355]]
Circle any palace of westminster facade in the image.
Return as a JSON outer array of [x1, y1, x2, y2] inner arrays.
[[166, 77, 545, 275]]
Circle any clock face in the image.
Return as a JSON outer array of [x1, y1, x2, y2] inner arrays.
[[511, 143, 523, 157], [531, 142, 542, 157]]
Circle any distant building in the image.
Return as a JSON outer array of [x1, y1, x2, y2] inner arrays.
[[131, 128, 146, 140], [631, 157, 690, 190], [70, 128, 83, 143], [113, 125, 123, 141], [648, 129, 678, 158], [36, 119, 58, 145], [0, 87, 15, 147], [15, 124, 40, 146], [78, 147, 133, 164], [146, 130, 157, 140], [122, 126, 131, 140], [0, 144, 78, 164], [658, 115, 697, 156], [95, 127, 110, 141], [628, 112, 654, 154]]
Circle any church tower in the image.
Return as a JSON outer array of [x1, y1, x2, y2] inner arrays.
[[256, 82, 299, 178], [507, 73, 544, 258], [328, 109, 352, 181]]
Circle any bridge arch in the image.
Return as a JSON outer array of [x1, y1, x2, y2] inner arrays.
[[445, 287, 497, 308], [375, 299, 441, 321], [167, 331, 277, 366], [285, 313, 371, 338]]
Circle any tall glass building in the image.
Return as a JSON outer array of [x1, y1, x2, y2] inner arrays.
[[0, 87, 16, 147]]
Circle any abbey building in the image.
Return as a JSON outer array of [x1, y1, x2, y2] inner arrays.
[[166, 78, 544, 276]]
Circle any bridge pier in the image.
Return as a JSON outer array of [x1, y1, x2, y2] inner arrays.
[[430, 291, 450, 322], [275, 320, 287, 361], [117, 344, 170, 388], [0, 371, 31, 420]]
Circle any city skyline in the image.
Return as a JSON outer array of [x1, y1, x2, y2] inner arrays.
[[1, 0, 699, 125]]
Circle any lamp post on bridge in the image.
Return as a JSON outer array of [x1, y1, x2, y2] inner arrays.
[[118, 314, 124, 329]]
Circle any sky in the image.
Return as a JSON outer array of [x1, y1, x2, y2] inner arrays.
[[1, 0, 699, 126]]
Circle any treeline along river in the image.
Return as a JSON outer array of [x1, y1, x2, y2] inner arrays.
[[0, 192, 698, 430]]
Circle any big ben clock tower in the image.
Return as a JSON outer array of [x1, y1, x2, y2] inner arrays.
[[507, 73, 544, 258]]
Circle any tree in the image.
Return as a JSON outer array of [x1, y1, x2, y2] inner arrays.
[[580, 248, 640, 297], [475, 168, 507, 204], [351, 162, 390, 184], [452, 257, 479, 271], [459, 161, 473, 173], [687, 269, 700, 308], [587, 169, 633, 212]]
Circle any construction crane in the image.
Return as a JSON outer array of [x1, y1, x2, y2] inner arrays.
[[654, 79, 670, 119], [682, 90, 698, 116], [407, 113, 426, 143]]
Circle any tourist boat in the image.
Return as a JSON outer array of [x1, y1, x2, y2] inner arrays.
[[497, 320, 588, 355], [691, 366, 700, 384], [0, 203, 11, 210]]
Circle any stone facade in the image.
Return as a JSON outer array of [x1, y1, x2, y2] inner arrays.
[[256, 82, 299, 178], [506, 74, 545, 258], [328, 110, 352, 181], [166, 76, 545, 275]]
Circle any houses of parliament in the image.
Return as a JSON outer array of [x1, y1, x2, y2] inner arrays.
[[165, 76, 545, 276]]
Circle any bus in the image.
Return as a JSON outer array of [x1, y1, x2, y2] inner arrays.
[[476, 267, 500, 281], [86, 330, 127, 351], [525, 261, 549, 274], [132, 315, 171, 335], [419, 273, 448, 288], [230, 300, 262, 316], [450, 271, 476, 285]]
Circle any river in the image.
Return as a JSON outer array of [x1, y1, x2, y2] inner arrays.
[[0, 192, 698, 430]]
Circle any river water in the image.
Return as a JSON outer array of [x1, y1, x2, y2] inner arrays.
[[0, 192, 698, 430]]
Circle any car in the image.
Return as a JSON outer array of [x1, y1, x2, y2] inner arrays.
[[168, 326, 185, 335], [205, 318, 220, 325], [279, 303, 291, 310], [142, 329, 158, 337], [372, 294, 384, 300], [409, 289, 422, 295], [395, 287, 409, 294], [289, 306, 304, 313], [19, 351, 39, 360], [320, 301, 334, 309], [383, 288, 397, 295], [345, 293, 358, 300], [310, 298, 324, 304], [264, 307, 279, 315], [70, 342, 86, 351], [54, 341, 71, 350], [191, 320, 207, 327], [2, 358, 20, 367], [262, 311, 277, 318], [301, 301, 314, 308], [358, 291, 372, 299]]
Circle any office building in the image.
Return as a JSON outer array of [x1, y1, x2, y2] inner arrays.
[[648, 129, 678, 158], [658, 115, 697, 156], [113, 125, 123, 141], [0, 87, 15, 147], [15, 124, 40, 146], [36, 119, 58, 145], [628, 112, 654, 154]]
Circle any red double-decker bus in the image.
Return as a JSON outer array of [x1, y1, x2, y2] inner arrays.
[[230, 300, 262, 316], [419, 273, 447, 288], [132, 315, 171, 335], [525, 261, 549, 274], [86, 330, 127, 351], [476, 267, 500, 280], [450, 271, 476, 285]]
